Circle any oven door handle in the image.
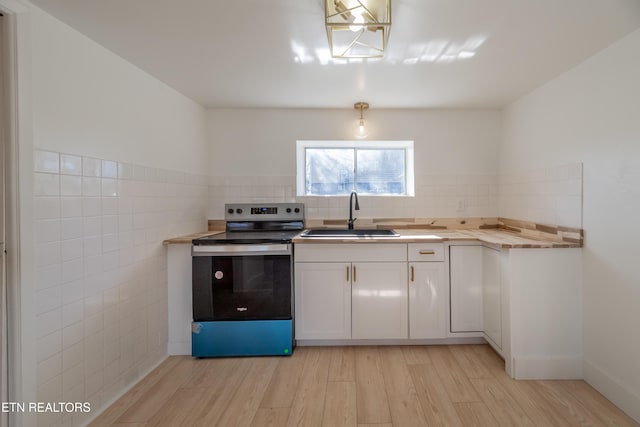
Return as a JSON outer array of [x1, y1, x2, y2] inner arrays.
[[192, 244, 291, 256]]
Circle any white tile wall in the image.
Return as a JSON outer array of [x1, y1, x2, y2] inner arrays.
[[206, 174, 500, 220], [60, 154, 82, 176], [35, 150, 60, 174], [499, 163, 583, 228], [207, 166, 582, 229], [33, 149, 207, 427]]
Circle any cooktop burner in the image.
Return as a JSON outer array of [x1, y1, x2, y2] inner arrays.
[[192, 230, 301, 245]]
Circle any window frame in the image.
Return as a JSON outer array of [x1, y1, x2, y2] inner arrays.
[[296, 140, 415, 197]]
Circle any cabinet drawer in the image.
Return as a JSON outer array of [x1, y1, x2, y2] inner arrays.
[[295, 243, 407, 262], [408, 243, 445, 262]]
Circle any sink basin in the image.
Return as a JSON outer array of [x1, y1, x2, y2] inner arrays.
[[300, 228, 399, 237]]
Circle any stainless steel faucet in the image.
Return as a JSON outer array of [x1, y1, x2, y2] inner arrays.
[[348, 191, 360, 229]]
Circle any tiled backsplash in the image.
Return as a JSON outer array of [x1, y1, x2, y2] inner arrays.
[[33, 149, 207, 426], [208, 164, 583, 230], [207, 174, 500, 220], [499, 163, 583, 229]]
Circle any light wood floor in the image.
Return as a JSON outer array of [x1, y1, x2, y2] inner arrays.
[[89, 345, 639, 427]]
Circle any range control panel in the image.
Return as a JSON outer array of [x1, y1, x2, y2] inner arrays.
[[224, 203, 304, 222], [251, 207, 278, 215]]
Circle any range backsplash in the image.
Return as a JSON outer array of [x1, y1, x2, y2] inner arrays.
[[207, 162, 583, 229]]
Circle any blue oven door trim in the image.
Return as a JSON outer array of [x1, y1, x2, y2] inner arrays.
[[191, 319, 293, 357]]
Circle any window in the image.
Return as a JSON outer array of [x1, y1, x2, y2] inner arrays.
[[296, 141, 414, 196]]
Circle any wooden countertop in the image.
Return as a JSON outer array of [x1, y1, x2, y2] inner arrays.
[[291, 229, 579, 248], [162, 231, 222, 245], [461, 229, 580, 248], [163, 229, 580, 248]]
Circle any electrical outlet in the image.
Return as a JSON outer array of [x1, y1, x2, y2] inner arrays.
[[456, 197, 467, 213]]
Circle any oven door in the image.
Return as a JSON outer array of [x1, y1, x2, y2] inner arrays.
[[192, 244, 292, 321]]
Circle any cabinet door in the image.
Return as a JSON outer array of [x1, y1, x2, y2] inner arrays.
[[294, 262, 351, 339], [409, 262, 446, 339], [482, 247, 502, 348], [352, 262, 408, 339], [449, 245, 483, 332]]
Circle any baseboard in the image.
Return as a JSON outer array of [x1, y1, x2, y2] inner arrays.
[[296, 337, 486, 346], [584, 359, 640, 423], [512, 355, 583, 379], [483, 333, 504, 359], [81, 354, 168, 426]]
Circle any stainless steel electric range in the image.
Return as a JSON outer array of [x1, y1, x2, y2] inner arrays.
[[191, 203, 304, 357]]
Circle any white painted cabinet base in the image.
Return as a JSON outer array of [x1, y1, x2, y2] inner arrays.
[[505, 248, 583, 379], [294, 244, 409, 341], [295, 262, 351, 340], [296, 337, 486, 346], [409, 262, 446, 339], [167, 244, 193, 355], [352, 262, 408, 339], [449, 245, 484, 333], [482, 246, 502, 350]]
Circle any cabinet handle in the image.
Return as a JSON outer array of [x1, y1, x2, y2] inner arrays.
[[411, 265, 414, 282], [419, 250, 435, 255], [353, 266, 356, 282], [346, 265, 350, 282]]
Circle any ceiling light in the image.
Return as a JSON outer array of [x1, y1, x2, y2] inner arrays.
[[325, 0, 391, 58], [349, 12, 365, 32], [354, 102, 369, 139]]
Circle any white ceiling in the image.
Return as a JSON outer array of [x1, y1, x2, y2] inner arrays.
[[29, 0, 640, 109]]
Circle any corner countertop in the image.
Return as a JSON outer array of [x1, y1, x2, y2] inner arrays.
[[162, 231, 223, 245], [291, 229, 579, 248], [163, 228, 580, 249]]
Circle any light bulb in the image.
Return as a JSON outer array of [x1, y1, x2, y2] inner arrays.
[[356, 118, 367, 138], [353, 102, 369, 138]]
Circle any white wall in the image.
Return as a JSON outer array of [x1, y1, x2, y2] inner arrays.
[[207, 108, 501, 220], [501, 29, 640, 422], [31, 5, 209, 175], [499, 162, 583, 228], [9, 3, 209, 426]]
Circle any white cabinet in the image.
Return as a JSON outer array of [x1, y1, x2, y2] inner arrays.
[[294, 244, 407, 341], [504, 248, 582, 379], [448, 244, 501, 345], [295, 262, 351, 339], [167, 244, 194, 355], [409, 262, 446, 338], [482, 246, 502, 349], [408, 243, 446, 339], [294, 240, 582, 380], [352, 262, 408, 339], [449, 245, 483, 332]]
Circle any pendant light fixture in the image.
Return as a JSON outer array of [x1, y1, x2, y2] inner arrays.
[[325, 0, 391, 58], [354, 102, 369, 139]]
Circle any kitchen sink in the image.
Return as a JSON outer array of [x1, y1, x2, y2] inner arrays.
[[299, 228, 399, 237]]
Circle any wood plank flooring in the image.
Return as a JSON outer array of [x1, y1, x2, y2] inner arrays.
[[89, 345, 639, 427]]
